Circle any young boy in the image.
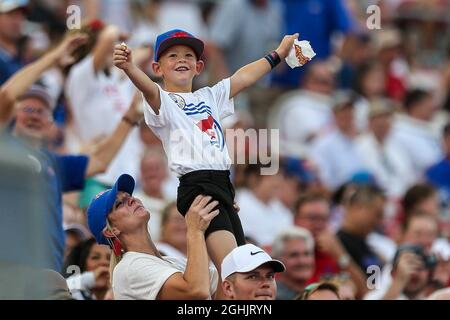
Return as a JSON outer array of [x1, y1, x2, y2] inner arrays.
[[113, 29, 298, 292]]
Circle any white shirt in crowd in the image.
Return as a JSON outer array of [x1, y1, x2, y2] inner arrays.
[[270, 90, 333, 158], [356, 133, 415, 198], [143, 79, 234, 177], [310, 130, 366, 190], [66, 271, 97, 300], [133, 191, 169, 242], [367, 232, 398, 264], [390, 114, 442, 178], [353, 96, 370, 133], [65, 55, 143, 186], [236, 189, 293, 247], [113, 252, 218, 300], [155, 242, 186, 261]]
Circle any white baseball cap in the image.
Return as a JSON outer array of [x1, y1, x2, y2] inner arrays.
[[221, 244, 285, 280]]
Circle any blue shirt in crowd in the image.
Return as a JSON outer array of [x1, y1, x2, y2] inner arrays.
[[0, 47, 25, 86], [271, 0, 353, 88], [39, 150, 89, 272], [426, 157, 450, 203]]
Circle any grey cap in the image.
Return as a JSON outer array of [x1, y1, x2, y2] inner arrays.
[[18, 85, 55, 110], [332, 90, 357, 111]]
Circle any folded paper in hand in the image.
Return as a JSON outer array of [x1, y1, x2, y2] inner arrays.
[[285, 40, 316, 69]]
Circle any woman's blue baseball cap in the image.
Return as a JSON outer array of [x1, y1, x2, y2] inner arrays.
[[154, 29, 204, 62], [87, 174, 135, 245]]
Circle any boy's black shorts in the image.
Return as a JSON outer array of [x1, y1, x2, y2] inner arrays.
[[177, 170, 245, 246]]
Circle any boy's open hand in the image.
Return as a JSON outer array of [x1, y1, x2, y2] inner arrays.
[[275, 33, 299, 59], [113, 42, 133, 71]]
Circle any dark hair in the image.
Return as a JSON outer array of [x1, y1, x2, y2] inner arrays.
[[296, 282, 340, 300], [403, 89, 431, 113], [443, 122, 450, 137], [294, 192, 329, 216], [402, 183, 436, 216], [63, 238, 96, 277], [353, 61, 383, 96], [346, 184, 385, 207]]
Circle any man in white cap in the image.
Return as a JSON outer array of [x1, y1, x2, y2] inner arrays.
[[221, 244, 285, 300]]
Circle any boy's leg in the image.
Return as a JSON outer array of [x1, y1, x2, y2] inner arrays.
[[206, 230, 237, 299]]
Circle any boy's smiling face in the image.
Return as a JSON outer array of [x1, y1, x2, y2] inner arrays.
[[152, 45, 204, 92]]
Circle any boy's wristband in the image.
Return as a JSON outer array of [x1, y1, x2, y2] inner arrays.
[[264, 51, 281, 69]]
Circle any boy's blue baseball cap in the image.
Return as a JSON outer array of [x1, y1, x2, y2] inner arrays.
[[87, 174, 135, 245], [154, 29, 204, 62]]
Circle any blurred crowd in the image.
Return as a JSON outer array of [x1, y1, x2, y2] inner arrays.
[[0, 0, 450, 300]]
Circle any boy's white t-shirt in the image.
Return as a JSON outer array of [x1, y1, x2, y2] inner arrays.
[[113, 252, 218, 300], [143, 79, 234, 177]]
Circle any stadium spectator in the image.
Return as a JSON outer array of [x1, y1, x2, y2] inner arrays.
[[156, 202, 187, 260], [64, 20, 147, 209], [355, 98, 415, 198], [352, 61, 386, 132], [133, 147, 172, 241], [221, 243, 285, 300], [63, 223, 90, 260], [391, 89, 442, 178], [297, 281, 340, 300], [236, 163, 293, 247], [378, 245, 435, 300], [337, 185, 386, 273], [87, 174, 219, 300], [270, 61, 335, 158], [294, 192, 368, 297], [64, 238, 111, 300], [272, 226, 315, 300], [0, 0, 28, 85], [0, 33, 144, 271], [310, 90, 366, 190]]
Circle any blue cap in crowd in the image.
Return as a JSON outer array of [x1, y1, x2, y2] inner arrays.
[[283, 157, 315, 183], [87, 174, 135, 245], [154, 29, 204, 62]]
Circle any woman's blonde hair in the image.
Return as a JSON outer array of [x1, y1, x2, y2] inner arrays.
[[105, 218, 123, 283]]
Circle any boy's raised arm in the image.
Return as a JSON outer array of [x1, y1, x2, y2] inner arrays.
[[229, 33, 298, 99], [113, 44, 161, 113]]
